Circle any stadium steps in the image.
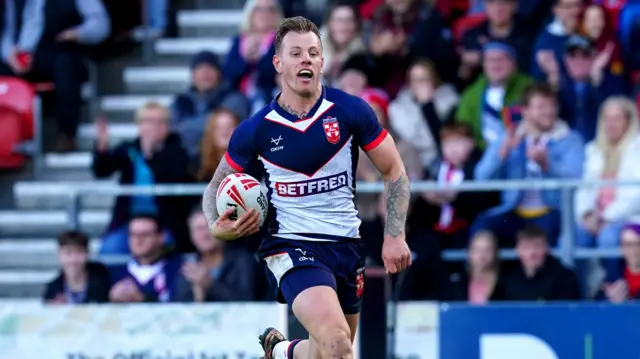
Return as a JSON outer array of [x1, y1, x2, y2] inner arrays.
[[0, 7, 245, 297]]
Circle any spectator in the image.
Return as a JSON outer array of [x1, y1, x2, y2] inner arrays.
[[0, 0, 110, 152], [320, 2, 366, 86], [503, 226, 581, 301], [460, 0, 536, 83], [602, 222, 640, 302], [473, 83, 584, 247], [389, 59, 459, 169], [132, 0, 168, 40], [173, 51, 250, 159], [195, 109, 241, 182], [109, 214, 181, 303], [575, 96, 640, 280], [43, 231, 111, 304], [411, 122, 496, 249], [174, 208, 256, 302], [355, 88, 423, 263], [531, 0, 583, 80], [581, 3, 624, 76], [591, 0, 627, 31], [456, 42, 533, 149], [223, 0, 280, 113], [516, 0, 555, 31], [445, 231, 507, 303], [336, 54, 375, 96], [93, 102, 194, 254], [368, 0, 457, 97], [0, 0, 43, 78], [553, 35, 623, 142]]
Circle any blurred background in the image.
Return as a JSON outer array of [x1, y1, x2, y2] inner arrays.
[[0, 0, 640, 358]]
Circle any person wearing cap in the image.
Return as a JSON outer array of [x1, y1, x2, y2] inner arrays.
[[455, 41, 533, 149], [336, 54, 374, 96], [171, 51, 250, 160], [600, 222, 640, 302], [461, 0, 536, 81], [554, 34, 623, 142]]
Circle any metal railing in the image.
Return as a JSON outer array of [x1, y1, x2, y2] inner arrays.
[[56, 178, 640, 267]]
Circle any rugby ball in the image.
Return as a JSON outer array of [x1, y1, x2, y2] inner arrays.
[[216, 173, 268, 230]]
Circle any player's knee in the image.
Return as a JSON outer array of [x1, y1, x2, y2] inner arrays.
[[318, 328, 352, 359]]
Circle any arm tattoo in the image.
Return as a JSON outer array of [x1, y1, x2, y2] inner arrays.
[[202, 157, 237, 229], [384, 172, 410, 237], [280, 104, 308, 118]]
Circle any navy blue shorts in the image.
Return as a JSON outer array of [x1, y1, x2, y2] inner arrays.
[[258, 236, 366, 314]]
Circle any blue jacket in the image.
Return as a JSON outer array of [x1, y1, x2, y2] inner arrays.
[[474, 120, 584, 214], [530, 20, 569, 80]]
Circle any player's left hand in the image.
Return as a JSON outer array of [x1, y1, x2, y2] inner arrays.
[[381, 234, 412, 274]]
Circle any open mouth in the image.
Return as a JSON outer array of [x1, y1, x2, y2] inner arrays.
[[297, 69, 313, 79]]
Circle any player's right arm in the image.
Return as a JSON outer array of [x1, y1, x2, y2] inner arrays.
[[202, 120, 261, 240]]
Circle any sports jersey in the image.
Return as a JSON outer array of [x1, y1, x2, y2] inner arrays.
[[225, 86, 387, 242]]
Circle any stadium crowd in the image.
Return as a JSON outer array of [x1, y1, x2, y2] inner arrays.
[[4, 0, 640, 305]]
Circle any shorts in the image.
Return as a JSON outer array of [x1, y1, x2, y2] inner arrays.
[[258, 236, 366, 314]]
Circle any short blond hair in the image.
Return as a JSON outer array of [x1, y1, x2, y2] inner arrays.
[[135, 102, 170, 123]]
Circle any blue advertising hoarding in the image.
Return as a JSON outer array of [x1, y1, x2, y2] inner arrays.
[[439, 303, 640, 359]]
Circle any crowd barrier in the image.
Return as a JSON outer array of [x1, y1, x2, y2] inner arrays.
[[1, 301, 637, 359], [60, 178, 640, 266]]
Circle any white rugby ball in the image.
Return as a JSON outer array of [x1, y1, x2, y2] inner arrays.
[[216, 173, 268, 231]]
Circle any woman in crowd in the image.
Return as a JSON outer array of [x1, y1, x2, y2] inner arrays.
[[446, 230, 506, 303], [174, 208, 256, 302], [581, 3, 624, 77], [195, 109, 241, 183], [320, 2, 366, 86], [389, 59, 460, 171], [223, 0, 281, 113], [575, 96, 640, 285]]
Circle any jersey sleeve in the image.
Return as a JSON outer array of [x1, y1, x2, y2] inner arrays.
[[353, 97, 388, 152], [224, 119, 257, 172]]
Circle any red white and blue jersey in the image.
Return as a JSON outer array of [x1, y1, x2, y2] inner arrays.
[[225, 86, 387, 242]]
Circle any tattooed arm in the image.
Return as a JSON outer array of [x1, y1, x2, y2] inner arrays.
[[365, 134, 412, 273], [202, 156, 237, 229]]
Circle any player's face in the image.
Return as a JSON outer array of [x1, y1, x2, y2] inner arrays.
[[273, 31, 323, 98]]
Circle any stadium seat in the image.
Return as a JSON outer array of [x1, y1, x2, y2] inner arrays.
[[0, 77, 41, 170], [452, 13, 487, 43]]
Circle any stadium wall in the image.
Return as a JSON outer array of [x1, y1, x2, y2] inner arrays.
[[0, 301, 638, 359]]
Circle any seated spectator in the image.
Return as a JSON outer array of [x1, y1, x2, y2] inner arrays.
[[460, 0, 536, 83], [109, 214, 181, 303], [93, 102, 193, 254], [0, 0, 110, 152], [194, 109, 241, 182], [473, 83, 584, 247], [445, 231, 507, 303], [601, 222, 640, 303], [336, 54, 375, 96], [355, 88, 423, 263], [223, 0, 279, 113], [389, 59, 460, 169], [173, 51, 250, 160], [581, 3, 625, 77], [575, 96, 640, 280], [174, 208, 256, 302], [456, 42, 533, 149], [368, 0, 457, 97], [411, 122, 496, 249], [553, 35, 623, 141], [43, 231, 111, 304], [531, 0, 583, 80], [504, 226, 581, 300], [320, 2, 366, 86]]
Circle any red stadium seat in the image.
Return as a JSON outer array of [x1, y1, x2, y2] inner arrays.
[[0, 77, 39, 170], [452, 13, 487, 43]]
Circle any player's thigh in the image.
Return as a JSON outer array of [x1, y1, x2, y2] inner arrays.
[[291, 285, 352, 347]]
